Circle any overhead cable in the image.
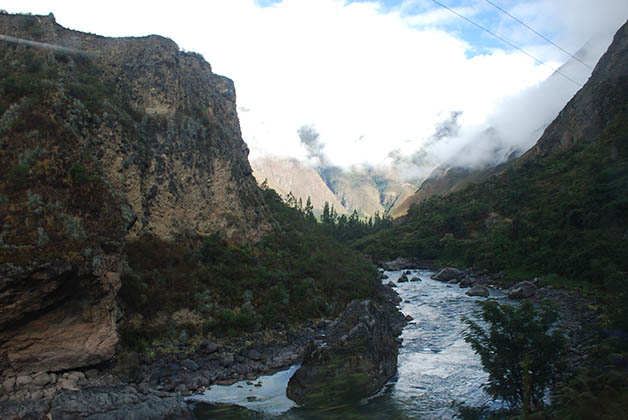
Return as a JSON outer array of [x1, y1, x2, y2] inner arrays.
[[484, 0, 593, 70], [428, 0, 585, 87]]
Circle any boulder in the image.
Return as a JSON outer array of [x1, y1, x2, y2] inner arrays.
[[508, 281, 537, 299], [466, 285, 490, 297], [386, 281, 397, 288], [410, 276, 421, 282], [181, 359, 200, 371], [199, 340, 218, 354], [431, 268, 463, 282], [459, 277, 477, 288], [287, 300, 399, 406], [379, 257, 415, 271], [398, 274, 409, 283]]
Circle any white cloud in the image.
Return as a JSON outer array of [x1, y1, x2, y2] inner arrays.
[[3, 0, 628, 176]]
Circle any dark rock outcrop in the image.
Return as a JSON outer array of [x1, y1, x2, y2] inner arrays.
[[508, 281, 537, 299], [378, 257, 416, 271], [286, 299, 400, 405], [431, 267, 463, 282], [50, 385, 193, 420], [466, 285, 490, 297]]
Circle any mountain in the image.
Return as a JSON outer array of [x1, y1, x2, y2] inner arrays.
[[355, 20, 628, 415], [251, 156, 347, 215], [389, 35, 613, 219], [322, 165, 415, 217], [357, 18, 628, 284], [251, 156, 415, 217], [0, 12, 271, 374]]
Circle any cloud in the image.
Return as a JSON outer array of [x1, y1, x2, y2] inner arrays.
[[5, 0, 628, 180], [297, 124, 327, 167]]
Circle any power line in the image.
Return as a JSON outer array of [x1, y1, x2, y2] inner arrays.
[[484, 0, 593, 70], [428, 0, 584, 87]]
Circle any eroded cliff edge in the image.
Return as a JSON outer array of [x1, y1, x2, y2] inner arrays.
[[0, 11, 272, 378]]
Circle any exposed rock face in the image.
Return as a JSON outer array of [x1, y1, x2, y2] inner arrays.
[[0, 12, 272, 242], [522, 20, 628, 159], [0, 11, 271, 378], [251, 156, 347, 215], [49, 385, 193, 420], [286, 299, 400, 405], [252, 155, 415, 217]]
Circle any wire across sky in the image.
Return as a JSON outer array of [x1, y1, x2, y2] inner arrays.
[[428, 0, 586, 87]]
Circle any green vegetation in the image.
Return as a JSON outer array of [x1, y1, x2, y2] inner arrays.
[[118, 186, 380, 351], [6, 164, 30, 190], [355, 109, 628, 298], [463, 301, 566, 417], [352, 74, 628, 419]]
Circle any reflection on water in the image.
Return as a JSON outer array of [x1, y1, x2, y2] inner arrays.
[[190, 270, 504, 419]]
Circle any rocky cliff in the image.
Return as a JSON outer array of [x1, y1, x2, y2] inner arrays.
[[0, 11, 271, 377], [522, 20, 628, 159]]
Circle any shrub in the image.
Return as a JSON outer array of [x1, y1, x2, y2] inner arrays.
[[463, 300, 567, 416], [7, 163, 30, 189], [69, 162, 90, 184]]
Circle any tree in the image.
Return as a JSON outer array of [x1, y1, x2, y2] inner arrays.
[[462, 300, 567, 417]]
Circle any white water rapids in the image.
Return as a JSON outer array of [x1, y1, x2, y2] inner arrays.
[[189, 269, 509, 419]]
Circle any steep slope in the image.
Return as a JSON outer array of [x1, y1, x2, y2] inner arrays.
[[252, 155, 415, 217], [251, 156, 347, 214], [523, 24, 628, 159], [1, 12, 272, 242], [0, 12, 271, 374], [356, 18, 628, 285], [389, 35, 612, 219]]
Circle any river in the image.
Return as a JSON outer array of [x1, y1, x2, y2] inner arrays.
[[188, 269, 508, 419]]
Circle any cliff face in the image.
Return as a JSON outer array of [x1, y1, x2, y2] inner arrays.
[[523, 20, 628, 159], [0, 12, 271, 374], [1, 12, 272, 241]]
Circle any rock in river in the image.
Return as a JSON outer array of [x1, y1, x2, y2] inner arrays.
[[286, 299, 399, 406], [431, 267, 463, 282], [466, 285, 489, 297], [508, 281, 537, 299]]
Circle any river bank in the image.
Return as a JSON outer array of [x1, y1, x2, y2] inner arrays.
[[0, 279, 406, 420]]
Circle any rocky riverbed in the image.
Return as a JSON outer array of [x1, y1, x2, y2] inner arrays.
[[0, 280, 404, 420], [1, 258, 598, 420]]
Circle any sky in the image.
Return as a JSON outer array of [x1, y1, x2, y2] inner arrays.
[[3, 0, 628, 180]]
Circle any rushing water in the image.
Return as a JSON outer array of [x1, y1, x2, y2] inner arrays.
[[189, 269, 508, 419]]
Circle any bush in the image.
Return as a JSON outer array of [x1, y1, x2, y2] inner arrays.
[[463, 300, 567, 415], [69, 162, 90, 184], [7, 163, 30, 189]]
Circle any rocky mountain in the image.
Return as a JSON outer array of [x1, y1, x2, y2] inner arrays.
[[0, 12, 271, 375], [522, 24, 628, 159], [358, 17, 628, 283], [322, 166, 415, 217], [390, 34, 612, 219], [251, 156, 415, 217], [251, 156, 347, 215], [389, 150, 516, 219]]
